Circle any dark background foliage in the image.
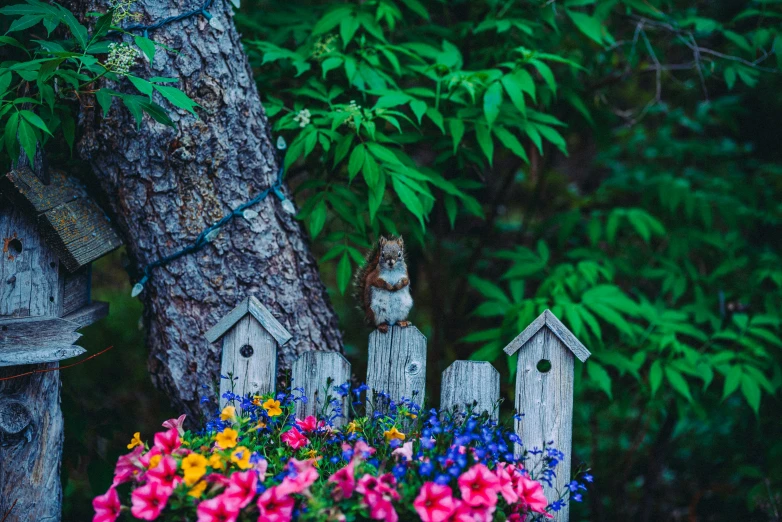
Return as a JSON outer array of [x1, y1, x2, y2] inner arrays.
[[2, 0, 774, 520]]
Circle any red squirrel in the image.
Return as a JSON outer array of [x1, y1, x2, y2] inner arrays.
[[353, 236, 413, 333]]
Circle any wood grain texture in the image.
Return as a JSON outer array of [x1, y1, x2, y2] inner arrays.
[[62, 265, 91, 316], [219, 315, 277, 409], [291, 351, 351, 427], [39, 198, 122, 272], [1, 206, 61, 319], [366, 325, 427, 412], [503, 309, 591, 363], [440, 361, 500, 421], [0, 363, 64, 522], [0, 344, 86, 366], [71, 0, 344, 421], [0, 168, 87, 214], [514, 327, 575, 522], [205, 296, 292, 346], [0, 316, 80, 345], [62, 301, 109, 329]]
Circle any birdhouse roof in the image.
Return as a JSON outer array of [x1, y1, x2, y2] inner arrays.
[[0, 167, 122, 272], [503, 309, 591, 362], [204, 296, 293, 346]]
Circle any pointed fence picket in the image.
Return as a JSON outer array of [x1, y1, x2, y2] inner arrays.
[[208, 299, 590, 522]]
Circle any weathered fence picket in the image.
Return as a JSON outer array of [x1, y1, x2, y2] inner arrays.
[[211, 299, 590, 522], [291, 351, 351, 427], [205, 296, 292, 408], [366, 325, 427, 412], [441, 360, 500, 420]]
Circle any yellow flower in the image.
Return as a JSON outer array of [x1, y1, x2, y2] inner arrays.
[[127, 432, 143, 450], [252, 395, 262, 406], [405, 412, 418, 419], [220, 405, 236, 422], [306, 449, 318, 459], [209, 454, 225, 470], [347, 421, 358, 433], [252, 421, 266, 431], [262, 398, 282, 417], [182, 453, 208, 486], [384, 426, 406, 442], [148, 454, 162, 469], [215, 428, 238, 449], [231, 446, 253, 470], [188, 480, 207, 498]]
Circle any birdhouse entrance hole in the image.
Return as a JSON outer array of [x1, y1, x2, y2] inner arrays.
[[239, 344, 254, 358], [536, 359, 552, 373], [7, 238, 22, 255]]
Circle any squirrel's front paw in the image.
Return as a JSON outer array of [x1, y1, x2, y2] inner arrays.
[[377, 323, 390, 333], [396, 321, 411, 328]]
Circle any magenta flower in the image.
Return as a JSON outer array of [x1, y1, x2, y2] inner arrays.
[[413, 482, 456, 522], [458, 463, 501, 507], [153, 428, 181, 454], [278, 458, 319, 496], [113, 445, 144, 486], [327, 461, 356, 500], [145, 455, 181, 488], [357, 474, 399, 522], [130, 481, 173, 520], [517, 475, 550, 515], [257, 486, 295, 522], [224, 470, 258, 508], [391, 441, 414, 462], [452, 499, 496, 522], [196, 493, 242, 522], [294, 415, 322, 433], [161, 414, 187, 436], [495, 463, 519, 504], [280, 427, 309, 450], [92, 486, 121, 522]]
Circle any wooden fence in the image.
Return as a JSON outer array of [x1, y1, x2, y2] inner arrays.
[[206, 297, 591, 522]]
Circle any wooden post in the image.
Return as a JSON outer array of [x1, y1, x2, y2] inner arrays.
[[440, 360, 500, 421], [503, 310, 590, 522], [291, 351, 351, 427], [204, 296, 292, 409], [366, 325, 427, 413]]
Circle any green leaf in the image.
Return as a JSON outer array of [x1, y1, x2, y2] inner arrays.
[[348, 144, 365, 181], [588, 362, 613, 399], [321, 57, 343, 78], [340, 16, 360, 47], [530, 60, 556, 94], [309, 201, 327, 238], [17, 118, 37, 165], [400, 0, 429, 19], [3, 112, 19, 159], [7, 15, 43, 33], [468, 275, 509, 303], [722, 366, 742, 399], [425, 107, 445, 133], [566, 10, 604, 44], [95, 88, 114, 117], [336, 253, 351, 295], [741, 374, 761, 414], [128, 75, 153, 100], [493, 126, 529, 163], [362, 152, 380, 187], [483, 81, 503, 127], [448, 118, 465, 154], [392, 175, 425, 227], [649, 360, 663, 397], [475, 124, 494, 166], [152, 85, 199, 115], [665, 367, 693, 402], [61, 112, 75, 152], [20, 110, 51, 135], [134, 35, 156, 64], [410, 99, 427, 123], [500, 73, 527, 116]]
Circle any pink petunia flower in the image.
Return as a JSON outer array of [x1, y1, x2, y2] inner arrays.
[[196, 493, 242, 522], [327, 461, 356, 500], [294, 416, 323, 433], [353, 440, 376, 459], [413, 482, 456, 522], [458, 464, 501, 507], [153, 428, 181, 454], [357, 474, 399, 522], [452, 499, 497, 522], [113, 445, 144, 486], [130, 481, 173, 520], [145, 455, 181, 488], [517, 475, 550, 515], [139, 447, 161, 469], [280, 427, 309, 450], [224, 470, 258, 508], [255, 456, 269, 482], [495, 463, 519, 504], [392, 441, 414, 462], [278, 458, 319, 496], [205, 473, 231, 487], [257, 486, 295, 522], [161, 414, 187, 436], [92, 486, 121, 522]]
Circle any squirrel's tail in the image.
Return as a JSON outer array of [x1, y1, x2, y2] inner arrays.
[[353, 241, 381, 324]]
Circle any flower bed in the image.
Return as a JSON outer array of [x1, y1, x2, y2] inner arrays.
[[93, 384, 590, 521]]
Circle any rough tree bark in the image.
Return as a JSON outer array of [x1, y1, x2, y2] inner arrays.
[[73, 0, 343, 419]]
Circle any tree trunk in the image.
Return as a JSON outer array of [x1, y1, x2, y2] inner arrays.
[[74, 0, 343, 420]]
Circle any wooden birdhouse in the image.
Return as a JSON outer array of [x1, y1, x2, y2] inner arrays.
[[0, 166, 123, 366], [503, 310, 591, 522], [204, 296, 292, 408]]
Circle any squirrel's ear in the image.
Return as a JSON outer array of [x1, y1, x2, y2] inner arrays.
[[379, 236, 388, 247], [397, 236, 405, 249]]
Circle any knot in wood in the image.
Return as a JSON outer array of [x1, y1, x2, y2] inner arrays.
[[0, 399, 32, 437], [406, 361, 422, 375], [239, 344, 254, 358]]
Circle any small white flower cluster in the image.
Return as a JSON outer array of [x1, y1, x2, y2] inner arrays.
[[293, 108, 311, 128], [108, 0, 141, 24], [336, 100, 363, 129], [106, 42, 139, 76]]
